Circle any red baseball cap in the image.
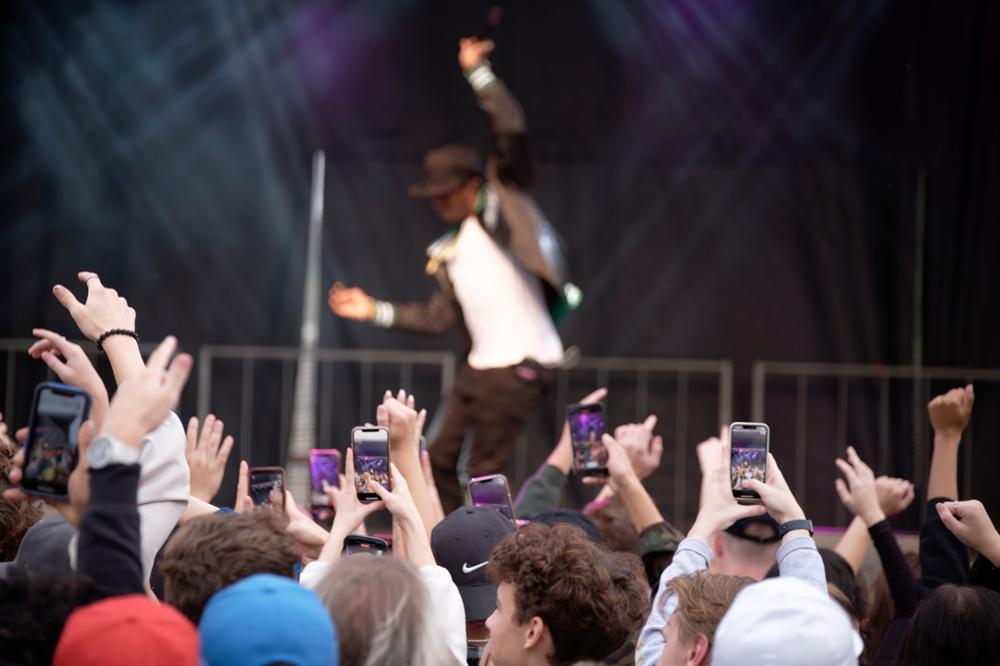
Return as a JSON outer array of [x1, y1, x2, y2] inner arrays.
[[54, 594, 199, 666]]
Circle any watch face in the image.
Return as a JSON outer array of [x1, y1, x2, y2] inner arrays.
[[88, 438, 111, 466]]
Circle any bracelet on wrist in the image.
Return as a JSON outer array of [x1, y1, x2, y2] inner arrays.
[[96, 329, 139, 354]]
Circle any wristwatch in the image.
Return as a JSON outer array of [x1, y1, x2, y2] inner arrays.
[[777, 519, 814, 538], [87, 435, 141, 469]]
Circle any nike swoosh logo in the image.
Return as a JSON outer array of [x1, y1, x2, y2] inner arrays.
[[462, 561, 489, 574]]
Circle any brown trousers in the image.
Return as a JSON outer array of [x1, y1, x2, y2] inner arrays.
[[429, 362, 553, 515]]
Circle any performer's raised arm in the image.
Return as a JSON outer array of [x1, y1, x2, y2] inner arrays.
[[459, 37, 533, 190]]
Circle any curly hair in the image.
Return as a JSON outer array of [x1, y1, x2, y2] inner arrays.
[[487, 522, 648, 664], [0, 438, 44, 561], [666, 572, 754, 644], [158, 509, 298, 623], [0, 566, 99, 666]]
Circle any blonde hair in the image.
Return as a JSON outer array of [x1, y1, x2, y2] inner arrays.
[[315, 555, 452, 666], [667, 572, 754, 644]]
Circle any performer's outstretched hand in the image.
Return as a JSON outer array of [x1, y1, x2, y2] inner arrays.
[[328, 282, 374, 320], [458, 37, 494, 70]]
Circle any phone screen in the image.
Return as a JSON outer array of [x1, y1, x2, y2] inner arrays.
[[344, 536, 388, 556], [730, 423, 769, 500], [469, 476, 515, 522], [22, 384, 90, 498], [353, 427, 390, 500], [309, 450, 341, 507], [568, 403, 607, 475], [250, 469, 285, 509]]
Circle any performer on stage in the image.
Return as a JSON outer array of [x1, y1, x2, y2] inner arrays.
[[328, 36, 580, 513]]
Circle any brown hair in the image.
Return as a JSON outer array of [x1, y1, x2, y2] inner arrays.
[[0, 438, 43, 560], [158, 510, 298, 623], [315, 555, 452, 666], [667, 572, 754, 644], [867, 550, 920, 657], [584, 496, 640, 555], [487, 522, 648, 664]]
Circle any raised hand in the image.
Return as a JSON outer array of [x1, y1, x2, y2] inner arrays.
[[327, 282, 374, 321], [99, 336, 192, 447], [458, 37, 495, 70], [185, 414, 235, 502], [614, 415, 662, 480], [833, 446, 884, 526], [935, 500, 1000, 566], [549, 387, 607, 474], [232, 460, 253, 513], [688, 438, 767, 541], [28, 328, 110, 425], [928, 384, 974, 442], [331, 448, 386, 534], [283, 488, 331, 560], [875, 476, 915, 517], [379, 390, 421, 455], [370, 461, 435, 567], [695, 427, 730, 475], [582, 433, 638, 493], [52, 272, 136, 342], [744, 453, 807, 527]]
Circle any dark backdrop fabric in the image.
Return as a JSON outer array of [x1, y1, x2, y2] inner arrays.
[[1, 0, 998, 526]]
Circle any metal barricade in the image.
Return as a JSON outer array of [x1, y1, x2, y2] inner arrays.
[[751, 361, 1000, 526]]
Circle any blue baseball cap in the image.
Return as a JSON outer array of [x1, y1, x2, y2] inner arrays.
[[198, 574, 338, 666]]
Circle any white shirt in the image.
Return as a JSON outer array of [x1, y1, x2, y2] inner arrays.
[[448, 216, 564, 369]]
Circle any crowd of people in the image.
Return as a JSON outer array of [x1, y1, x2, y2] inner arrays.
[[0, 274, 999, 666]]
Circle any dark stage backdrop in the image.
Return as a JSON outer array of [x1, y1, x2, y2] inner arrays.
[[2, 1, 998, 526]]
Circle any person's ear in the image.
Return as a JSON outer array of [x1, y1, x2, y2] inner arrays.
[[524, 616, 545, 650], [687, 634, 710, 666]]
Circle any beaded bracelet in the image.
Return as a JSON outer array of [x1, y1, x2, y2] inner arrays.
[[96, 329, 139, 354]]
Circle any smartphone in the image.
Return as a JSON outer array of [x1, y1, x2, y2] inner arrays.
[[342, 534, 388, 556], [19, 382, 91, 500], [352, 426, 390, 503], [469, 474, 516, 523], [567, 401, 608, 477], [309, 449, 341, 507], [249, 466, 285, 510], [730, 422, 770, 503]]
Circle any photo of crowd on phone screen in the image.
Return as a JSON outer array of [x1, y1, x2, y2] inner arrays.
[[354, 455, 389, 493], [730, 448, 766, 490], [250, 475, 283, 507], [570, 409, 606, 470]]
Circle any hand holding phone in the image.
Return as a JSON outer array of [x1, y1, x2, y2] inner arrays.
[[730, 422, 769, 504], [309, 449, 342, 506], [249, 466, 285, 510], [567, 402, 608, 477], [19, 382, 91, 500]]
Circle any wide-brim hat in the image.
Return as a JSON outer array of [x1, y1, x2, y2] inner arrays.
[[407, 144, 483, 198]]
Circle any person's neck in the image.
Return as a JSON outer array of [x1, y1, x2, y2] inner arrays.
[[467, 621, 489, 642]]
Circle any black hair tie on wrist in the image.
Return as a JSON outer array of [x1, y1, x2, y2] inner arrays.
[[96, 329, 139, 354]]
